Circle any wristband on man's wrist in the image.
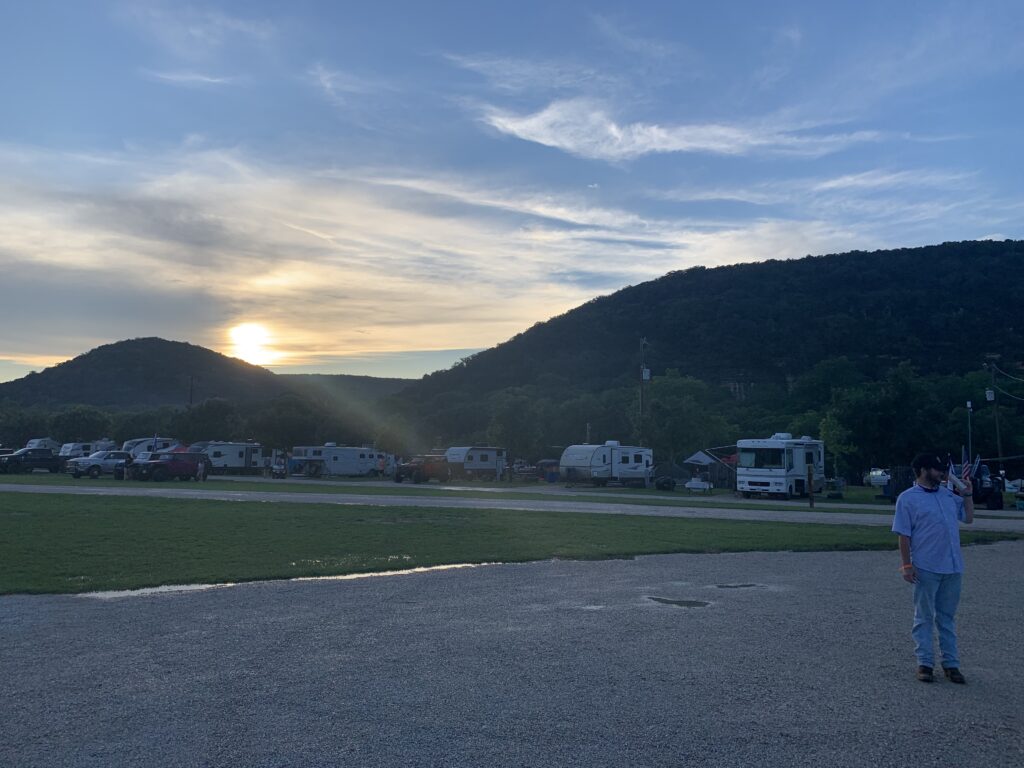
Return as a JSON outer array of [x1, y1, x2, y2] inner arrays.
[[899, 564, 914, 571]]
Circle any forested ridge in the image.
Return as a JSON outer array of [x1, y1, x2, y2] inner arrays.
[[2, 241, 1022, 479]]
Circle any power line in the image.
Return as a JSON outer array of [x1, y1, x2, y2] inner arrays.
[[991, 363, 1024, 384], [993, 383, 1024, 402]]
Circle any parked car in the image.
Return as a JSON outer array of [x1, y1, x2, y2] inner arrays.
[[66, 450, 134, 479], [131, 452, 211, 481], [864, 468, 891, 487], [0, 448, 64, 474], [394, 455, 450, 484]]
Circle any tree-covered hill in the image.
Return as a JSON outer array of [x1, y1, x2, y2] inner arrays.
[[410, 239, 1023, 401], [387, 240, 1024, 474], [0, 338, 411, 408]]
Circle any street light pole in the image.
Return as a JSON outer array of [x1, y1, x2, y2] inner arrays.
[[966, 400, 973, 460]]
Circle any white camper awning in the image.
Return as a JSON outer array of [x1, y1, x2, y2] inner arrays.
[[682, 450, 716, 466]]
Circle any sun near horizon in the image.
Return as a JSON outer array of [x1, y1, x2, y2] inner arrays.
[[228, 323, 280, 366]]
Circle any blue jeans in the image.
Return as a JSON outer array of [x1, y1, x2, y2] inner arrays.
[[912, 568, 962, 669]]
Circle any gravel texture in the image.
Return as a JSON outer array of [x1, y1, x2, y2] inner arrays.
[[2, 542, 1022, 767]]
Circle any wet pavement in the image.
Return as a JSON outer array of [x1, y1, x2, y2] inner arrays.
[[3, 542, 1022, 767]]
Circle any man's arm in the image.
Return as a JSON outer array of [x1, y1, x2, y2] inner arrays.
[[960, 467, 974, 524], [961, 494, 974, 524], [898, 535, 916, 582]]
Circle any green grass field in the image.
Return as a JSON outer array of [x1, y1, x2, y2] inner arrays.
[[1, 492, 1017, 595]]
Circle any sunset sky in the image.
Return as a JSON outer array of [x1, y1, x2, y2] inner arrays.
[[1, 1, 1022, 382]]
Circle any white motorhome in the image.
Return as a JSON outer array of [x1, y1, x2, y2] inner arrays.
[[736, 433, 825, 498], [202, 442, 265, 475], [121, 437, 179, 457], [559, 441, 654, 487], [444, 446, 507, 480], [25, 437, 61, 453], [292, 444, 393, 477], [58, 440, 118, 459]]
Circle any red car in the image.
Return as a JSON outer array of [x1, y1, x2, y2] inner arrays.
[[131, 452, 212, 481], [394, 455, 450, 484]]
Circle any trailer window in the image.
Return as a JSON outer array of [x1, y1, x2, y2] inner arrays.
[[634, 454, 642, 463], [621, 455, 629, 464], [360, 453, 365, 459], [213, 451, 223, 458], [480, 454, 489, 462], [738, 448, 784, 469]]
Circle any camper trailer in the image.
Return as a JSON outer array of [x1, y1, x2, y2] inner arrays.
[[558, 441, 654, 487], [58, 440, 117, 459], [25, 438, 61, 453], [736, 433, 825, 498], [292, 444, 393, 477], [121, 437, 179, 457], [444, 446, 508, 480], [201, 442, 265, 475]]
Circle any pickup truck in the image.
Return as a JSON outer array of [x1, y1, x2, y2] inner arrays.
[[66, 450, 134, 479], [0, 448, 65, 474], [393, 455, 450, 484], [131, 452, 211, 481]]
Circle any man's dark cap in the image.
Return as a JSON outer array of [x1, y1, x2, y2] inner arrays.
[[911, 453, 945, 472]]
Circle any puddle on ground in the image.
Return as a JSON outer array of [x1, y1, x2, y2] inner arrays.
[[647, 596, 710, 608], [714, 583, 759, 589]]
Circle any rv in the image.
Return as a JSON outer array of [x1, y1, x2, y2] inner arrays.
[[121, 437, 180, 457], [292, 444, 394, 477], [736, 433, 825, 498], [444, 446, 508, 480], [201, 442, 265, 475], [25, 438, 61, 453], [58, 440, 118, 459], [559, 441, 654, 487]]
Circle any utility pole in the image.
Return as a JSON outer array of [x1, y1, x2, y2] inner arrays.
[[966, 400, 973, 460], [985, 362, 1004, 475], [638, 337, 650, 444], [188, 375, 194, 407]]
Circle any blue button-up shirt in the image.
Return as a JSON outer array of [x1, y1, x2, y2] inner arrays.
[[892, 484, 967, 574]]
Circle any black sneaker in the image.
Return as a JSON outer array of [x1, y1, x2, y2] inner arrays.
[[916, 665, 934, 682], [943, 667, 966, 684]]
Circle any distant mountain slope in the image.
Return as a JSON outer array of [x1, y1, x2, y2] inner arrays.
[[408, 240, 1024, 401], [280, 373, 411, 402], [0, 338, 412, 408]]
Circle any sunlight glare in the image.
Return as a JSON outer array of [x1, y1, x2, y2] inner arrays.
[[228, 323, 279, 365]]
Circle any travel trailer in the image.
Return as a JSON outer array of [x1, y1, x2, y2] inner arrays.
[[292, 444, 394, 477], [201, 442, 265, 475], [444, 446, 508, 480], [25, 438, 61, 453], [121, 437, 179, 457], [558, 441, 654, 486], [58, 440, 117, 459], [736, 433, 825, 498]]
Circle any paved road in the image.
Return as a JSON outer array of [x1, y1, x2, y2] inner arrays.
[[3, 543, 1021, 767], [4, 481, 1023, 532]]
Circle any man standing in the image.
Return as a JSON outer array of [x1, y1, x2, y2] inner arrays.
[[892, 453, 974, 684]]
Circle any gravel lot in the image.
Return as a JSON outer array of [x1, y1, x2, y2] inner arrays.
[[2, 542, 1022, 767]]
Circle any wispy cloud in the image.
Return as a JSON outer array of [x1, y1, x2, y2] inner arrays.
[[589, 14, 679, 61], [483, 98, 882, 161], [142, 70, 237, 87], [444, 53, 621, 94], [308, 64, 389, 107], [120, 4, 274, 59]]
